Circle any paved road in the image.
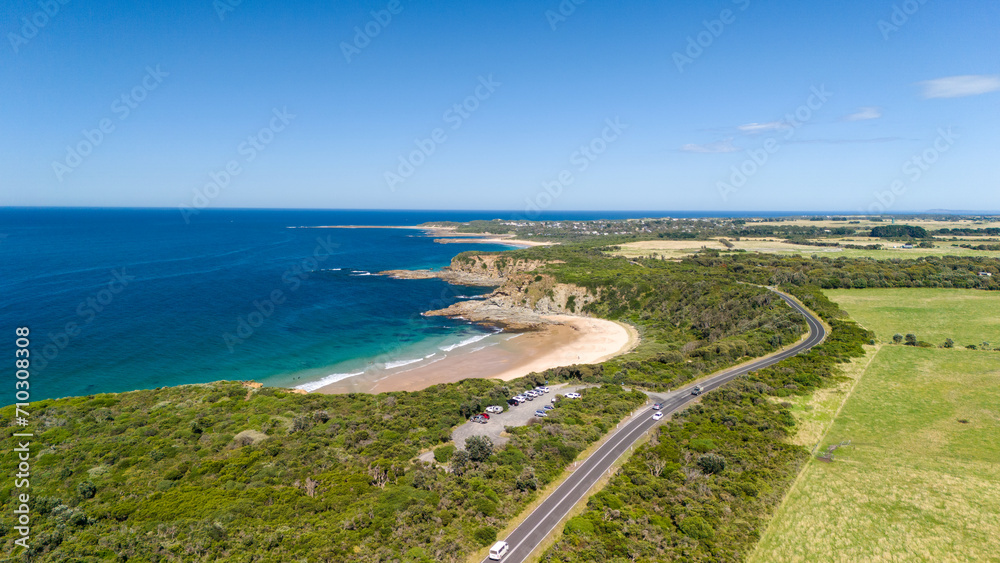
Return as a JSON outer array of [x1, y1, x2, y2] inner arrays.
[[479, 289, 826, 563]]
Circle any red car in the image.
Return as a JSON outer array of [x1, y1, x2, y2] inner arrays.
[[480, 413, 490, 420]]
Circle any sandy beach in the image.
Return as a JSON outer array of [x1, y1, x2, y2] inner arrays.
[[312, 315, 637, 394]]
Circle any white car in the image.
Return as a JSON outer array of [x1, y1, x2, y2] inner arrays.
[[489, 540, 509, 560], [486, 405, 504, 414], [564, 392, 581, 399], [536, 386, 550, 393], [652, 412, 664, 421]]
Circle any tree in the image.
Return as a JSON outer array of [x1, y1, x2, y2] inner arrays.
[[905, 333, 917, 346], [696, 453, 726, 474], [943, 338, 954, 348], [466, 435, 494, 463], [451, 449, 470, 475], [893, 333, 903, 344]]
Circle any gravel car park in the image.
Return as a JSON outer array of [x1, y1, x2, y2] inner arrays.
[[451, 384, 595, 451]]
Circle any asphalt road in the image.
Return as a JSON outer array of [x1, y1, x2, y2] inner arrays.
[[479, 289, 826, 563]]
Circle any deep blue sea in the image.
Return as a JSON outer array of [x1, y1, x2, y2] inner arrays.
[[1, 207, 813, 403]]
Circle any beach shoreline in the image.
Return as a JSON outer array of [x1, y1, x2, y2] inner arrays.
[[310, 315, 637, 395], [295, 224, 554, 248], [303, 226, 636, 395]]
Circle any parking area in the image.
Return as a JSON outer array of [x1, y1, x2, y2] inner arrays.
[[451, 383, 594, 450]]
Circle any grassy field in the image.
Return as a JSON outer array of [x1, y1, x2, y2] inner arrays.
[[750, 289, 1000, 562], [825, 288, 1000, 347], [614, 238, 1000, 260]]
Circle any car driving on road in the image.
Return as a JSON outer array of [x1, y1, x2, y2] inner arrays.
[[652, 412, 664, 421], [691, 385, 703, 396]]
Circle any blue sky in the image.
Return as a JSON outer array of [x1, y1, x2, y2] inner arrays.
[[2, 0, 998, 212]]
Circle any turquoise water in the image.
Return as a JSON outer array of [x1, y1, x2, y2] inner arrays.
[[1, 208, 515, 402]]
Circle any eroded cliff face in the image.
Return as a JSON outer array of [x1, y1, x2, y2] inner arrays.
[[394, 253, 600, 330]]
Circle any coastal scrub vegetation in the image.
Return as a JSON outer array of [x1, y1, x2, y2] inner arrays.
[[0, 377, 643, 561]]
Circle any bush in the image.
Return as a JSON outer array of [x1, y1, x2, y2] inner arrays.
[[76, 481, 97, 499], [679, 516, 714, 540], [565, 516, 595, 535], [696, 453, 726, 474], [473, 526, 497, 546], [434, 444, 455, 463], [943, 338, 954, 348], [689, 439, 716, 453]]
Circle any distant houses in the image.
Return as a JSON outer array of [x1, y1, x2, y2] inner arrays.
[[979, 272, 993, 277]]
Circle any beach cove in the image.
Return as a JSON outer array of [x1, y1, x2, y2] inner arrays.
[[307, 226, 639, 395]]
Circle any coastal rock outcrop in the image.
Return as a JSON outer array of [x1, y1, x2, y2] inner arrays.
[[386, 253, 601, 332]]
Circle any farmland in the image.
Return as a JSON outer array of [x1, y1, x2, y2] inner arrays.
[[750, 289, 1000, 562]]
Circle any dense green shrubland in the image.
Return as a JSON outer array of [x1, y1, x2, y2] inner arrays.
[[0, 379, 644, 561]]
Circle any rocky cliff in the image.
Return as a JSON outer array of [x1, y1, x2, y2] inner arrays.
[[379, 253, 599, 331]]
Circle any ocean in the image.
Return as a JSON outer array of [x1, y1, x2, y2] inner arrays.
[[1, 207, 814, 403]]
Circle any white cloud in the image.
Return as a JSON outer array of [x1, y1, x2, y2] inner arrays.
[[843, 106, 882, 121], [919, 75, 1000, 99], [736, 121, 789, 134], [680, 138, 740, 153]]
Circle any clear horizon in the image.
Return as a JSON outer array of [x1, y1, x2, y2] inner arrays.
[[3, 0, 997, 213]]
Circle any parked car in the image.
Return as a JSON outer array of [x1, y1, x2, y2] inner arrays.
[[471, 415, 487, 424], [565, 392, 581, 399], [480, 413, 490, 420], [534, 410, 547, 417], [691, 385, 703, 396], [507, 398, 519, 406], [542, 404, 554, 411], [536, 386, 550, 393], [486, 405, 504, 414], [652, 412, 664, 421], [514, 395, 526, 402], [523, 393, 534, 401], [651, 403, 662, 410]]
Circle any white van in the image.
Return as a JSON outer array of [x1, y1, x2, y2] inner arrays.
[[489, 540, 509, 560]]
